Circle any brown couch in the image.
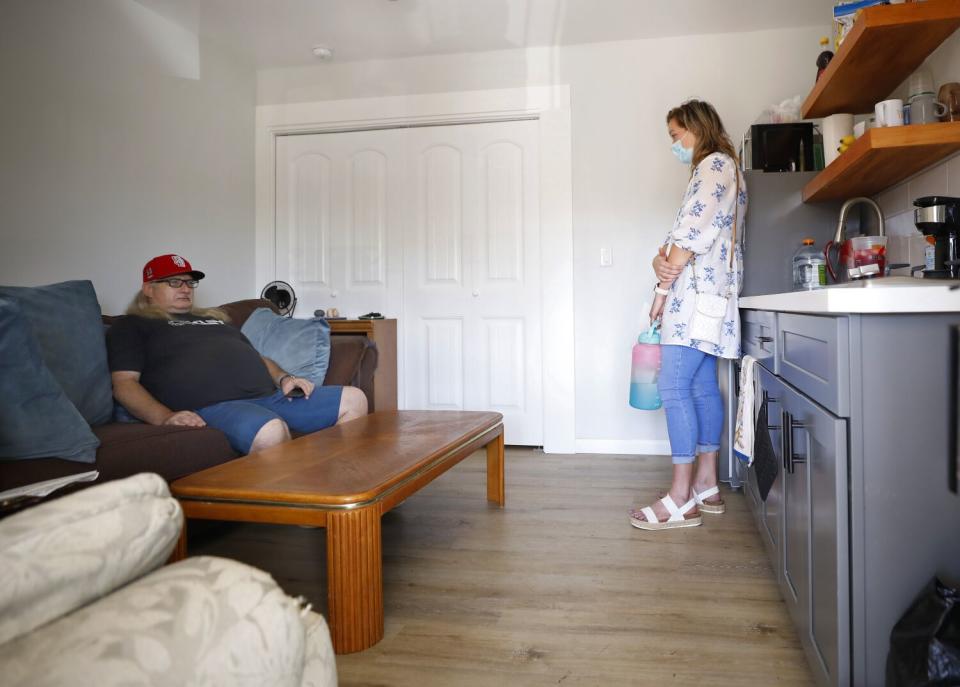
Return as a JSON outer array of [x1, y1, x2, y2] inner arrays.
[[0, 299, 376, 492]]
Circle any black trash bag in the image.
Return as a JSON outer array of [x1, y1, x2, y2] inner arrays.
[[887, 577, 960, 687]]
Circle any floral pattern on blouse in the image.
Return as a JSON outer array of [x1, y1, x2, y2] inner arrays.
[[660, 152, 747, 359]]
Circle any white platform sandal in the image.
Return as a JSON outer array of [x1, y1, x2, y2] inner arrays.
[[629, 494, 702, 530], [692, 485, 726, 514]]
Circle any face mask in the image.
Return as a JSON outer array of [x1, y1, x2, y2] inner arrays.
[[671, 131, 693, 165]]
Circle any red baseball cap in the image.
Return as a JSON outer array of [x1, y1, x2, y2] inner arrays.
[[142, 254, 205, 283]]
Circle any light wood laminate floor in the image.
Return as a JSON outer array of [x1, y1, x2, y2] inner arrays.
[[190, 448, 814, 686]]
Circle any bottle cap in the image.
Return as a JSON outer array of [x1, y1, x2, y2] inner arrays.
[[638, 324, 661, 345], [803, 238, 815, 245]]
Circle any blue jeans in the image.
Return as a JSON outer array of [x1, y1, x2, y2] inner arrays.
[[657, 345, 723, 465]]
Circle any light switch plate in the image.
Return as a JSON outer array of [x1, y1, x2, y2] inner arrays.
[[600, 247, 612, 267]]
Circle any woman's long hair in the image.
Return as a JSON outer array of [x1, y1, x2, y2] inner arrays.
[[126, 290, 229, 321], [666, 100, 739, 170]]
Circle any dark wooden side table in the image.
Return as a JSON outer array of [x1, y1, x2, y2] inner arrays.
[[329, 319, 397, 411]]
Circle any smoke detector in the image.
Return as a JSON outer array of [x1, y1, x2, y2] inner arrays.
[[312, 45, 333, 61]]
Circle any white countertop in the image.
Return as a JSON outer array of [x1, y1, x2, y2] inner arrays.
[[740, 277, 960, 314]]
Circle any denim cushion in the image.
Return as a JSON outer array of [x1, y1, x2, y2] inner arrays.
[[0, 281, 113, 426], [0, 299, 99, 463], [240, 309, 331, 385]]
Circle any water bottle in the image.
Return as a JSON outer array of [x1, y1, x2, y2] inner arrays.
[[793, 238, 827, 290], [629, 324, 662, 410]]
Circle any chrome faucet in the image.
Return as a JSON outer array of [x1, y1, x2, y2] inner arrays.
[[833, 196, 885, 243]]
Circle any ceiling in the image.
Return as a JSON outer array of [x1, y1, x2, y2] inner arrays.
[[137, 0, 834, 69]]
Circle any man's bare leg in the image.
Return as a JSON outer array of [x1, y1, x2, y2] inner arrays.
[[337, 386, 368, 424]]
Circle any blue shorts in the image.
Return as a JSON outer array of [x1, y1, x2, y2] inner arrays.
[[196, 386, 344, 454]]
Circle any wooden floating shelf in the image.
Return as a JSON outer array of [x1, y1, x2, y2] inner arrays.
[[802, 0, 960, 119], [803, 122, 960, 203]]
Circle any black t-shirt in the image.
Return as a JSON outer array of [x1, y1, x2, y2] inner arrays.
[[106, 314, 276, 411]]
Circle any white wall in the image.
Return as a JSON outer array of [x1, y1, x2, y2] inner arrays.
[[875, 30, 960, 267], [258, 25, 830, 451], [0, 0, 256, 315]]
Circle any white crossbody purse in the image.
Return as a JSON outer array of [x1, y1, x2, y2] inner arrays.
[[687, 167, 740, 346]]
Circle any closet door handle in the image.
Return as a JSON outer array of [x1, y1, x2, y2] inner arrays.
[[758, 336, 774, 343]]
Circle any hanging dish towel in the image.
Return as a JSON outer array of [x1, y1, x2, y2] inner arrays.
[[733, 355, 757, 466]]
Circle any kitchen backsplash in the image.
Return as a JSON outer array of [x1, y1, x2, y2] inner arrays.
[[874, 151, 960, 271], [872, 25, 960, 273]]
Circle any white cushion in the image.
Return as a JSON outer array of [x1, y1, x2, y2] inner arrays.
[[0, 556, 313, 686], [0, 473, 182, 646]]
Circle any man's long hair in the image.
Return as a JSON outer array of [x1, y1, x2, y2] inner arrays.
[[126, 290, 229, 321], [666, 99, 740, 170]]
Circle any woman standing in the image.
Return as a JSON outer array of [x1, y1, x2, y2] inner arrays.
[[630, 100, 746, 531]]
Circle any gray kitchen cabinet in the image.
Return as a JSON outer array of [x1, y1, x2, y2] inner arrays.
[[740, 309, 960, 687]]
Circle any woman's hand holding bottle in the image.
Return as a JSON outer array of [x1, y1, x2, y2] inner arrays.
[[649, 293, 667, 322]]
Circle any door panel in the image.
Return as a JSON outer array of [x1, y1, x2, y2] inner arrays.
[[403, 121, 542, 445], [781, 407, 810, 639], [780, 382, 849, 687], [756, 366, 784, 575], [276, 131, 404, 325]]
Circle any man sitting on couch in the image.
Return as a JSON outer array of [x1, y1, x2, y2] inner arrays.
[[106, 254, 367, 454]]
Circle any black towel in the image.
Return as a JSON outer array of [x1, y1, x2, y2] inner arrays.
[[753, 399, 779, 501]]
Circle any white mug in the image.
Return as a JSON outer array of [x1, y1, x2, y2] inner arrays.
[[875, 99, 906, 127]]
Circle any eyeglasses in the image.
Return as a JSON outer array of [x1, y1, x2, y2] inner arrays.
[[156, 278, 199, 289]]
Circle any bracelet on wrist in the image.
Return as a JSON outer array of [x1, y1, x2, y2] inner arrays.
[[277, 373, 293, 387], [654, 284, 670, 296]]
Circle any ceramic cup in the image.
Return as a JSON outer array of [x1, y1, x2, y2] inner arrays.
[[875, 99, 906, 127], [938, 82, 960, 122], [909, 94, 948, 125]]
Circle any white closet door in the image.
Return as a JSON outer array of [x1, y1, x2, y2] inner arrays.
[[402, 120, 542, 445], [275, 120, 542, 445], [276, 130, 404, 325]]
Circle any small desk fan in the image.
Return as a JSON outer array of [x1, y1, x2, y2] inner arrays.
[[260, 281, 297, 317]]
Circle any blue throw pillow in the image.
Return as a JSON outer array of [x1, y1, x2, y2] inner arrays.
[[0, 299, 99, 463], [0, 280, 113, 426], [241, 309, 331, 386]]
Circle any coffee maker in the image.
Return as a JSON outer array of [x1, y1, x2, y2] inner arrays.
[[914, 196, 960, 279]]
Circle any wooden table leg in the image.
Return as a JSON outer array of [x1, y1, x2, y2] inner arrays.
[[486, 428, 505, 507], [168, 517, 188, 564], [326, 506, 383, 654]]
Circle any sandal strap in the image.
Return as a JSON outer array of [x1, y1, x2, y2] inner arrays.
[[640, 506, 659, 523], [660, 494, 697, 521], [693, 485, 720, 504], [660, 494, 681, 519]]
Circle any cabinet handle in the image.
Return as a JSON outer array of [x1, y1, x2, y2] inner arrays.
[[762, 391, 781, 429], [785, 414, 807, 473], [758, 336, 774, 343], [781, 409, 790, 471]]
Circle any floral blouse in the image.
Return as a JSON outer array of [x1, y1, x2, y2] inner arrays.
[[659, 152, 747, 360]]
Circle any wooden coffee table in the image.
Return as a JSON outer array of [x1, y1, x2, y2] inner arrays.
[[170, 410, 504, 654]]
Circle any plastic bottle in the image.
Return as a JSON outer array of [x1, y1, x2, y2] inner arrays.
[[793, 238, 827, 290], [629, 324, 662, 410]]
